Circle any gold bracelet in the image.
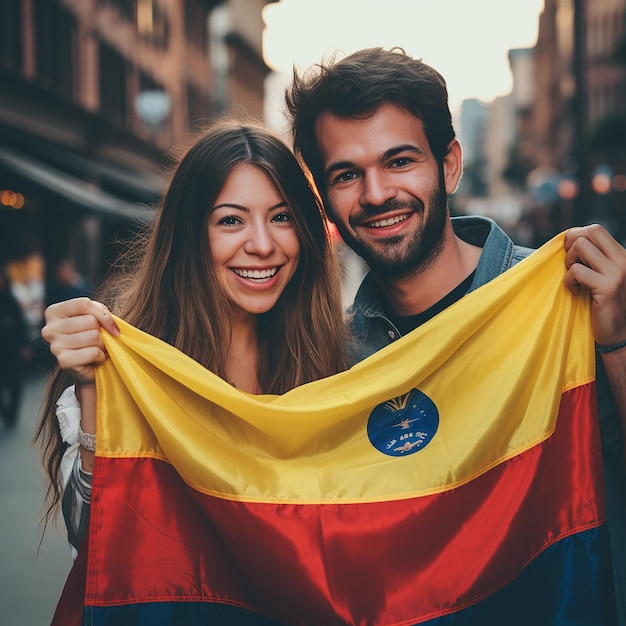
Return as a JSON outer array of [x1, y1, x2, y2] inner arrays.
[[78, 424, 96, 452]]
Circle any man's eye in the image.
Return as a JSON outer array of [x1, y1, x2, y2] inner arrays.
[[332, 172, 356, 184], [391, 157, 412, 168]]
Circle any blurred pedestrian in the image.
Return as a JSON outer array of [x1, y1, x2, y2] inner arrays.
[[46, 259, 91, 306], [0, 266, 30, 428]]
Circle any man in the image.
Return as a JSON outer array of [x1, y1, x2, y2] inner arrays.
[[286, 47, 626, 621]]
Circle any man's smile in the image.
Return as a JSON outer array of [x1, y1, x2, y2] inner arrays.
[[366, 214, 411, 229]]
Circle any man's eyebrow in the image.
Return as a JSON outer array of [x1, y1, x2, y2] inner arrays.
[[325, 144, 425, 179], [325, 161, 355, 179], [381, 144, 425, 161]]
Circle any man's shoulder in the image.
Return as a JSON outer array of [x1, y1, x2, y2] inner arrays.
[[451, 215, 534, 286], [451, 214, 494, 247], [511, 245, 534, 266], [345, 273, 382, 334]]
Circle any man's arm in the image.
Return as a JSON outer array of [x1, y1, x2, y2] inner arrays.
[[564, 224, 626, 463], [599, 348, 626, 456]]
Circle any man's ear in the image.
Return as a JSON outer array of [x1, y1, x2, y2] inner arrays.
[[443, 139, 463, 194]]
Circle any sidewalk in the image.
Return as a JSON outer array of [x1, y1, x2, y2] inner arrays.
[[0, 371, 73, 626]]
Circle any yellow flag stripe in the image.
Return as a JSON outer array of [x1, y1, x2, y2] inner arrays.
[[96, 232, 594, 503]]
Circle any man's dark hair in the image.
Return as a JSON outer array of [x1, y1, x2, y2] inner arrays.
[[285, 47, 456, 196]]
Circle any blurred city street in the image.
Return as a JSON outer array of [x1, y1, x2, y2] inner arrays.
[[0, 370, 73, 626], [0, 0, 625, 619]]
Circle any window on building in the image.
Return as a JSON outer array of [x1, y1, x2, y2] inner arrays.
[[136, 71, 171, 131], [99, 40, 128, 128], [601, 86, 609, 118], [0, 0, 22, 73], [187, 82, 212, 130], [102, 0, 137, 21], [604, 15, 613, 58], [589, 17, 600, 59], [137, 0, 169, 50], [34, 0, 76, 100], [185, 0, 209, 51]]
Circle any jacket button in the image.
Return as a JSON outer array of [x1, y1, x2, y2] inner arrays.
[[388, 330, 396, 339]]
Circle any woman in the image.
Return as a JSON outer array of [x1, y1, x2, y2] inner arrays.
[[34, 118, 347, 552]]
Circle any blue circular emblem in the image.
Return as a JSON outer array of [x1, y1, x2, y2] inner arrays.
[[367, 388, 439, 457]]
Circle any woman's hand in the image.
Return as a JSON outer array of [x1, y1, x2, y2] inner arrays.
[[41, 297, 120, 383]]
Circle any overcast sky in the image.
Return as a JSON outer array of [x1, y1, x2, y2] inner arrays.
[[262, 0, 544, 127]]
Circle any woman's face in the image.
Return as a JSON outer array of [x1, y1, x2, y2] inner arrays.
[[208, 164, 301, 319]]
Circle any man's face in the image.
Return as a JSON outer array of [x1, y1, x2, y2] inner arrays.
[[315, 103, 460, 278]]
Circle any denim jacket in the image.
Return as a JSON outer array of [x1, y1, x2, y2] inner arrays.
[[346, 215, 533, 365]]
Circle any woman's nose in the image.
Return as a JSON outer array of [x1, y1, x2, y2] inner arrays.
[[244, 223, 276, 256]]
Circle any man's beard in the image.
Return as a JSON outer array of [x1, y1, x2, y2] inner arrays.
[[331, 172, 448, 280]]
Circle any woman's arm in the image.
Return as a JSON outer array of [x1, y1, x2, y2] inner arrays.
[[43, 297, 119, 550], [61, 444, 93, 556], [43, 297, 119, 473], [55, 383, 93, 554], [74, 381, 96, 472]]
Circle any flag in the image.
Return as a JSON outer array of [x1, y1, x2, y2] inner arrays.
[[52, 232, 616, 625]]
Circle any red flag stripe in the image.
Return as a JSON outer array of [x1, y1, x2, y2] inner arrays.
[[82, 383, 604, 625]]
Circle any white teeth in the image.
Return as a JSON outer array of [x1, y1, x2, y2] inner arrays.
[[233, 267, 278, 280], [369, 214, 409, 228]]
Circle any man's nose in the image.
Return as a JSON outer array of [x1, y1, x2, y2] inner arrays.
[[360, 171, 396, 207]]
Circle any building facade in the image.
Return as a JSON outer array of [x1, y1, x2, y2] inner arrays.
[[0, 0, 273, 341], [523, 0, 626, 241]]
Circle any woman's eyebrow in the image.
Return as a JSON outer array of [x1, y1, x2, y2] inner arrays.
[[211, 201, 287, 212]]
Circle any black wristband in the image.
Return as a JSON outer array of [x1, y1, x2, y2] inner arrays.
[[595, 340, 626, 354]]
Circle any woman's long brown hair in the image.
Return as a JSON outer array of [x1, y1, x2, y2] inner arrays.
[[34, 119, 347, 534]]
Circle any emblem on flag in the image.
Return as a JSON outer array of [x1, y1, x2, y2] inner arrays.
[[367, 388, 439, 456]]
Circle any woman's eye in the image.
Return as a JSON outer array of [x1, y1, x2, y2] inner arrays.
[[272, 212, 292, 223], [217, 215, 241, 226]]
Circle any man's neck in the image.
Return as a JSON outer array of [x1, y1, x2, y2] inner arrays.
[[371, 224, 483, 317]]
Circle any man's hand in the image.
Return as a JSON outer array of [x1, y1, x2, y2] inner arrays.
[[564, 224, 626, 347], [565, 224, 626, 467]]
